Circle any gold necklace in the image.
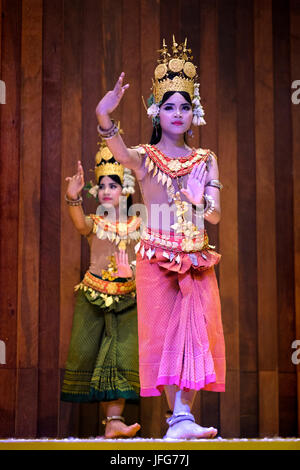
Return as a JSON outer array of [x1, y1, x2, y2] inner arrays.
[[91, 215, 140, 250]]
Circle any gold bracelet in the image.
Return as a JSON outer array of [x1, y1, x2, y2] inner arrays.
[[97, 119, 114, 134], [205, 179, 223, 190], [65, 194, 83, 206], [97, 120, 119, 139], [203, 194, 215, 215]]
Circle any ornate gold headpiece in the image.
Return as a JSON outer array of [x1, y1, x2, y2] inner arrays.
[[146, 36, 206, 127], [152, 36, 197, 103], [94, 140, 124, 184], [90, 126, 135, 198], [94, 126, 124, 183]]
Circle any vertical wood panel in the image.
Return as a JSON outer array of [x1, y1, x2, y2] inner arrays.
[[122, 0, 141, 147], [199, 0, 218, 252], [0, 370, 16, 436], [237, 0, 257, 375], [0, 0, 2, 72], [38, 0, 63, 437], [79, 0, 104, 436], [240, 372, 258, 436], [217, 0, 240, 438], [58, 0, 83, 438], [15, 0, 43, 437], [0, 0, 21, 367], [160, 0, 180, 43], [180, 0, 201, 148], [59, 0, 83, 369], [254, 0, 279, 437], [121, 0, 142, 206], [273, 0, 295, 374], [290, 0, 300, 435], [273, 0, 297, 437], [0, 0, 21, 437], [140, 0, 160, 144], [140, 395, 168, 439], [236, 0, 258, 437]]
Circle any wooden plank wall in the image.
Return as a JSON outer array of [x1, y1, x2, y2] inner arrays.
[[254, 0, 279, 437], [0, 0, 299, 439]]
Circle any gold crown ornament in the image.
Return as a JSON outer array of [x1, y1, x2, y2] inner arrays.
[[94, 139, 124, 184], [147, 36, 206, 127], [153, 36, 196, 103], [87, 127, 135, 198]]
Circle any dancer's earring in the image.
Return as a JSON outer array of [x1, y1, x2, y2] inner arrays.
[[187, 128, 194, 138]]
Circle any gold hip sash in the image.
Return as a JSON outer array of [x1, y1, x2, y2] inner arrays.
[[141, 227, 209, 253], [81, 271, 136, 296]]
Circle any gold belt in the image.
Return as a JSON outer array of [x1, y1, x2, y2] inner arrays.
[[141, 227, 209, 253], [81, 271, 136, 295]]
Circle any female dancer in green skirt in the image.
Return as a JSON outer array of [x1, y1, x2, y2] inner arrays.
[[61, 138, 141, 438]]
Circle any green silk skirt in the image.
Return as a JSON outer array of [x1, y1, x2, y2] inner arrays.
[[61, 287, 140, 403]]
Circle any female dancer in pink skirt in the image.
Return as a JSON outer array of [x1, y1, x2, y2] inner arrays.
[[95, 37, 226, 439]]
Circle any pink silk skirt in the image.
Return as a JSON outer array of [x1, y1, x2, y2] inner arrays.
[[135, 237, 226, 397]]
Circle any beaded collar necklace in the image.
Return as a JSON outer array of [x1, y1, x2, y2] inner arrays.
[[140, 144, 211, 183]]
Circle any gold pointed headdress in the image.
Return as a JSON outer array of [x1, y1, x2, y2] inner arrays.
[[152, 35, 197, 104], [146, 36, 206, 126], [94, 138, 124, 184], [93, 126, 135, 197]]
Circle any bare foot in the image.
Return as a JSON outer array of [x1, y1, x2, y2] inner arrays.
[[164, 420, 217, 440], [104, 420, 141, 439]]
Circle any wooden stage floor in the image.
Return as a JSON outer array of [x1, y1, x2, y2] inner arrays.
[[0, 437, 299, 450]]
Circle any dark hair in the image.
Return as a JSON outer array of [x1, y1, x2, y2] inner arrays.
[[149, 91, 192, 145], [98, 162, 133, 215], [98, 173, 122, 187]]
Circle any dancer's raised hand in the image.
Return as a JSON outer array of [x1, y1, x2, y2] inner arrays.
[[65, 161, 85, 200], [180, 161, 207, 206], [115, 249, 132, 278], [96, 72, 129, 117]]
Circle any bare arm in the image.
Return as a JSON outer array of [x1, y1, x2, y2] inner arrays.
[[95, 72, 144, 177], [65, 161, 93, 236], [203, 155, 221, 224]]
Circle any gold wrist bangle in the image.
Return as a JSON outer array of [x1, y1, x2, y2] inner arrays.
[[65, 194, 83, 206], [97, 121, 114, 133], [97, 120, 119, 139], [97, 119, 114, 134], [203, 194, 215, 215]]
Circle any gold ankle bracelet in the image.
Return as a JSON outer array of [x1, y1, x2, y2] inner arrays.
[[102, 415, 125, 426], [166, 412, 195, 427]]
